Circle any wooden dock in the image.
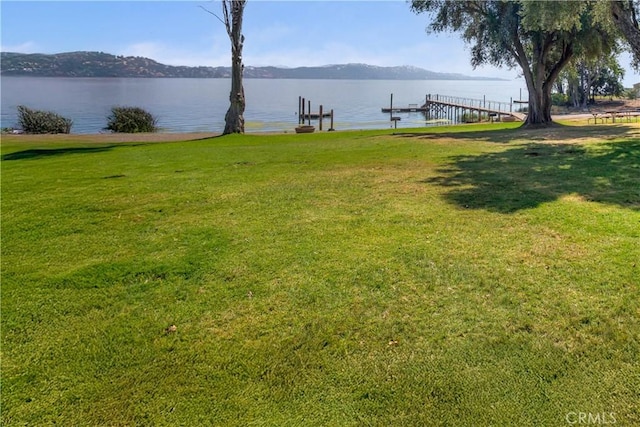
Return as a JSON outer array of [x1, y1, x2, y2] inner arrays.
[[381, 103, 428, 113], [300, 112, 332, 119], [298, 95, 335, 131], [382, 94, 527, 123]]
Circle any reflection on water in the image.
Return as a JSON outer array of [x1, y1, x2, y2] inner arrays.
[[1, 77, 527, 133]]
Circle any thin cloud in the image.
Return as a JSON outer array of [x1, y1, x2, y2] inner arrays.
[[118, 41, 228, 67], [1, 41, 39, 53], [246, 23, 295, 45], [245, 42, 374, 68]]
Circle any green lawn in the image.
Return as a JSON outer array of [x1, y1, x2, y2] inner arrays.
[[2, 123, 639, 426]]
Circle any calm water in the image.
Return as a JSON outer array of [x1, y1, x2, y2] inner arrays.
[[1, 77, 527, 133]]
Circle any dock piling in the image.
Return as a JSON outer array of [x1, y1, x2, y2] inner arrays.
[[297, 95, 335, 131]]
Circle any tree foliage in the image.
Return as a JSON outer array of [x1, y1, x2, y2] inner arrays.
[[411, 1, 617, 126], [556, 53, 625, 108]]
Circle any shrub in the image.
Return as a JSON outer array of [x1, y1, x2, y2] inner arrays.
[[624, 88, 638, 100], [551, 93, 569, 106], [105, 106, 158, 133], [460, 112, 489, 123], [17, 106, 73, 134]]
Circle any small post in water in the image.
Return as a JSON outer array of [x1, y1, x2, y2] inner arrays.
[[390, 93, 393, 121]]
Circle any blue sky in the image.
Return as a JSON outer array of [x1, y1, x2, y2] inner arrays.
[[1, 1, 638, 85]]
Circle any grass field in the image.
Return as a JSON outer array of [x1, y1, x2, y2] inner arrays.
[[2, 122, 639, 426]]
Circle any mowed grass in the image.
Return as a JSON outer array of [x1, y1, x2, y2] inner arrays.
[[1, 122, 639, 426]]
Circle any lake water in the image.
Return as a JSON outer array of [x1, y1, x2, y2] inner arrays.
[[1, 77, 527, 133]]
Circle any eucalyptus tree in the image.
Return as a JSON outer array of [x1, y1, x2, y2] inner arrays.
[[558, 53, 625, 108], [410, 1, 617, 126], [593, 62, 626, 98], [204, 0, 247, 134]]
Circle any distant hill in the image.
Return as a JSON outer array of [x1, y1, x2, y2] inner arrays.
[[0, 52, 227, 78], [0, 51, 505, 80]]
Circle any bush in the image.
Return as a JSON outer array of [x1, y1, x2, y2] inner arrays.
[[105, 106, 158, 133], [551, 93, 569, 106], [624, 88, 638, 100], [460, 112, 489, 123], [17, 106, 73, 134]]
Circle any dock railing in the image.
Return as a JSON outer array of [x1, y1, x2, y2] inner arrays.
[[426, 94, 517, 114], [382, 92, 528, 125]]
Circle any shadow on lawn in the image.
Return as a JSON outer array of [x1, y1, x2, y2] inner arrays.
[[396, 123, 637, 144], [1, 134, 223, 161], [423, 138, 640, 213], [1, 145, 118, 161]]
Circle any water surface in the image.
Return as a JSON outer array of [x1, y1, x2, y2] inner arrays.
[[1, 77, 527, 133]]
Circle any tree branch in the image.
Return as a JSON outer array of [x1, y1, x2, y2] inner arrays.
[[611, 0, 640, 59], [199, 5, 226, 27]]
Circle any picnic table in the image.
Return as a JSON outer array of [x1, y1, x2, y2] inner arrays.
[[588, 111, 606, 124], [589, 110, 640, 124], [618, 109, 640, 122]]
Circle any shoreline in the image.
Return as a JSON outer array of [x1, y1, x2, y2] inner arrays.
[[3, 105, 638, 143], [0, 132, 221, 143], [0, 117, 594, 143]]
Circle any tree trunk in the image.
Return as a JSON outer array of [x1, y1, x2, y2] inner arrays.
[[579, 65, 589, 109], [222, 0, 246, 135], [569, 81, 580, 107], [224, 45, 245, 134], [524, 80, 553, 126], [611, 1, 640, 59], [520, 55, 553, 126], [519, 39, 573, 127]]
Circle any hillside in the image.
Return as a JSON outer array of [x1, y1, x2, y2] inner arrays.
[[0, 51, 504, 80], [0, 52, 227, 78]]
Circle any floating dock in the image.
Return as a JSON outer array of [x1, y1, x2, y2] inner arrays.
[[381, 104, 427, 113], [300, 112, 332, 119]]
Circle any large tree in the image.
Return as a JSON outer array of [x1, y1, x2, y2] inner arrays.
[[411, 1, 616, 126], [207, 0, 247, 134]]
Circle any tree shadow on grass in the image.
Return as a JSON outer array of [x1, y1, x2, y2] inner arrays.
[[396, 123, 638, 144], [1, 145, 118, 161], [423, 138, 640, 213], [1, 134, 224, 161]]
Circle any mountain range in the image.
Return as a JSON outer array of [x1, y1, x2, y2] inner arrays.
[[0, 51, 505, 80]]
